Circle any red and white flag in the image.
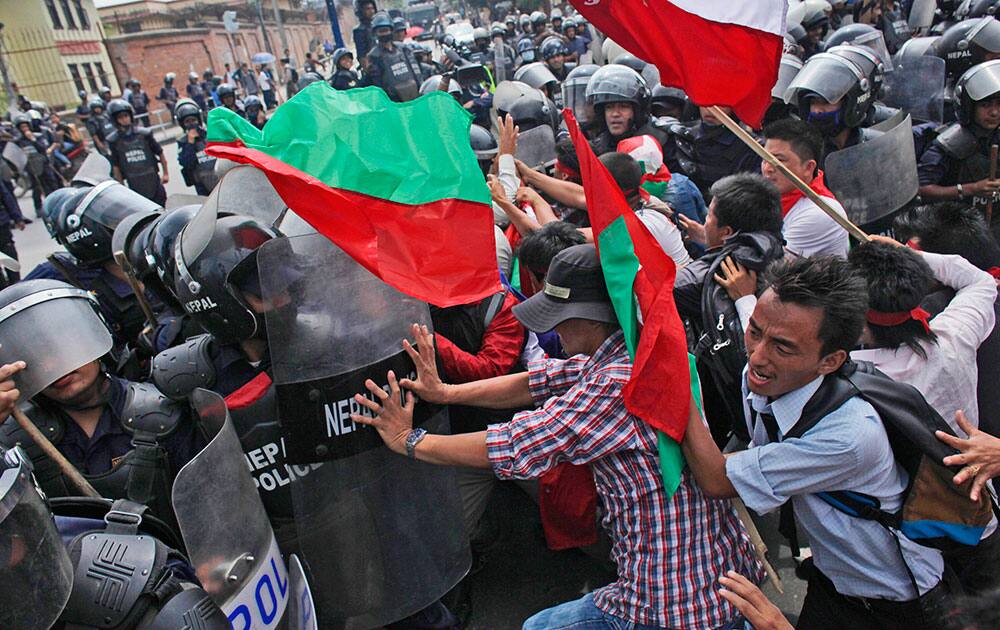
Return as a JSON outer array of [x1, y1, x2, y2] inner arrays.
[[571, 0, 786, 127]]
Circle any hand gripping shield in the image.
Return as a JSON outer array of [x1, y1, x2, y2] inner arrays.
[[258, 233, 470, 629]]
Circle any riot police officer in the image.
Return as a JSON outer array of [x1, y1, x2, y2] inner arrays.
[[83, 97, 114, 156], [11, 114, 60, 218], [157, 72, 179, 119], [363, 11, 422, 102], [175, 99, 217, 196], [540, 36, 572, 82], [244, 95, 267, 129], [216, 82, 244, 115], [784, 48, 884, 165], [919, 60, 1000, 214], [0, 279, 204, 523], [127, 78, 151, 127], [354, 0, 378, 66], [330, 48, 361, 89], [393, 16, 408, 42], [106, 99, 169, 205], [933, 16, 1000, 84], [585, 65, 669, 155], [25, 181, 164, 349]]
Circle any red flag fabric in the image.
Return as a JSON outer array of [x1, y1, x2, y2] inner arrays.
[[564, 109, 691, 443], [569, 0, 786, 127]]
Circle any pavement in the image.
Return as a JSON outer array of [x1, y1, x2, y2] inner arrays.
[[13, 143, 810, 628]]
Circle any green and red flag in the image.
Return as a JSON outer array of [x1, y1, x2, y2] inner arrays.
[[617, 135, 672, 202], [206, 83, 501, 307], [565, 110, 697, 497]]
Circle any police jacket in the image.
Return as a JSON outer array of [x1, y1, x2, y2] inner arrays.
[[107, 126, 163, 201], [590, 120, 670, 157], [0, 374, 204, 522], [329, 68, 360, 91], [364, 43, 422, 102], [431, 291, 527, 433], [918, 123, 1000, 197], [176, 127, 216, 195], [353, 22, 374, 60]]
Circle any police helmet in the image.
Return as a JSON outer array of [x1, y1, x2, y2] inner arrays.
[[211, 75, 223, 87], [78, 89, 87, 99], [87, 98, 105, 113], [148, 205, 200, 293], [188, 71, 199, 81], [530, 11, 547, 26], [165, 72, 176, 82], [893, 36, 940, 67], [470, 124, 499, 173], [825, 23, 878, 48], [519, 14, 531, 31], [562, 64, 600, 123], [54, 181, 162, 268], [419, 74, 461, 96], [827, 44, 886, 98], [651, 84, 689, 116], [515, 62, 559, 94], [333, 47, 355, 67], [505, 15, 517, 26], [502, 86, 556, 132], [172, 213, 278, 344], [586, 64, 651, 122], [955, 59, 1000, 124], [217, 83, 237, 100], [562, 18, 577, 34], [802, 2, 831, 34], [934, 17, 1000, 80], [40, 187, 79, 237], [474, 26, 490, 42], [393, 16, 407, 32], [371, 11, 393, 31], [785, 52, 874, 128], [540, 37, 568, 60], [12, 113, 29, 129], [298, 72, 325, 90], [516, 38, 538, 64], [551, 8, 563, 20], [244, 95, 264, 113], [202, 69, 213, 80], [957, 0, 1000, 19], [491, 22, 506, 38], [108, 98, 134, 120], [99, 85, 111, 96], [26, 110, 43, 131]]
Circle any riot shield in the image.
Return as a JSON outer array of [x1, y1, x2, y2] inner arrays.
[[71, 152, 112, 187], [909, 0, 936, 30], [2, 142, 27, 174], [285, 555, 317, 630], [772, 55, 804, 99], [493, 39, 509, 83], [172, 389, 291, 630], [0, 448, 74, 630], [258, 233, 470, 629], [165, 193, 207, 210], [0, 284, 113, 400], [825, 113, 918, 228], [880, 55, 946, 122], [515, 124, 557, 170], [204, 165, 286, 228]]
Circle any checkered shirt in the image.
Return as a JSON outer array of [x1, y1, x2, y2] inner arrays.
[[486, 331, 763, 628]]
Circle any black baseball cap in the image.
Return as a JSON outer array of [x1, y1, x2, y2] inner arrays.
[[512, 244, 616, 332]]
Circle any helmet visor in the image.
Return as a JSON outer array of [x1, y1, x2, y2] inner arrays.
[[784, 54, 862, 105]]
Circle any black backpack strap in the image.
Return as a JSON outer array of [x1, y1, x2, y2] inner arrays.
[[482, 290, 507, 330]]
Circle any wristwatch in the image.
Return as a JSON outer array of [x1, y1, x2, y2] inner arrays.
[[405, 428, 428, 459]]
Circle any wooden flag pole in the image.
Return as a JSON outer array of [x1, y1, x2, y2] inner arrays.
[[707, 106, 871, 243], [987, 144, 998, 226], [10, 407, 100, 498], [734, 498, 784, 594]]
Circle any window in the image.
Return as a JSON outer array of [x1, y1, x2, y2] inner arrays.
[[59, 0, 79, 29], [82, 63, 98, 92], [67, 64, 85, 94], [122, 21, 143, 34], [94, 62, 108, 88], [44, 0, 63, 28], [73, 0, 90, 29]]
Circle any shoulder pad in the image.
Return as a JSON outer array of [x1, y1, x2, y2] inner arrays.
[[135, 127, 153, 137], [120, 381, 184, 438], [935, 124, 978, 160], [151, 334, 217, 400], [147, 586, 231, 630], [0, 404, 64, 461], [106, 130, 120, 143], [63, 533, 159, 628]]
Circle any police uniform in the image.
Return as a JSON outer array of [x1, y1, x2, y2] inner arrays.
[[919, 122, 1000, 211], [127, 89, 151, 127], [13, 133, 60, 216], [663, 121, 763, 199], [354, 21, 374, 61], [0, 374, 204, 522], [364, 43, 422, 102], [330, 68, 360, 91], [177, 126, 217, 196], [107, 125, 166, 205]]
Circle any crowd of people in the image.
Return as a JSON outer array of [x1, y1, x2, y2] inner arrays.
[[7, 0, 1000, 628]]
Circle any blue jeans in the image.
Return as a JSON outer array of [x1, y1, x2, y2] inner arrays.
[[522, 593, 746, 630]]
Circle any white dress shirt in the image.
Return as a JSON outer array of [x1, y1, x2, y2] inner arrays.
[[783, 196, 850, 259]]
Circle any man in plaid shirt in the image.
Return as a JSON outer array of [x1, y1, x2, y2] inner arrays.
[[353, 245, 763, 629]]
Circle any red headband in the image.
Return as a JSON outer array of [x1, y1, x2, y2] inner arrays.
[[555, 160, 580, 180], [987, 267, 1000, 279], [866, 307, 932, 334]]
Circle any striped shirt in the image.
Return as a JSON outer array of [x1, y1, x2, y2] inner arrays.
[[486, 331, 763, 628]]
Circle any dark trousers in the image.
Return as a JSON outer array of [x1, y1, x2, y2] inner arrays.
[[29, 168, 59, 214], [797, 565, 951, 630]]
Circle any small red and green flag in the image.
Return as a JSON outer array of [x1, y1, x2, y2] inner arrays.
[[205, 83, 501, 307], [565, 110, 697, 498], [617, 135, 672, 203]]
